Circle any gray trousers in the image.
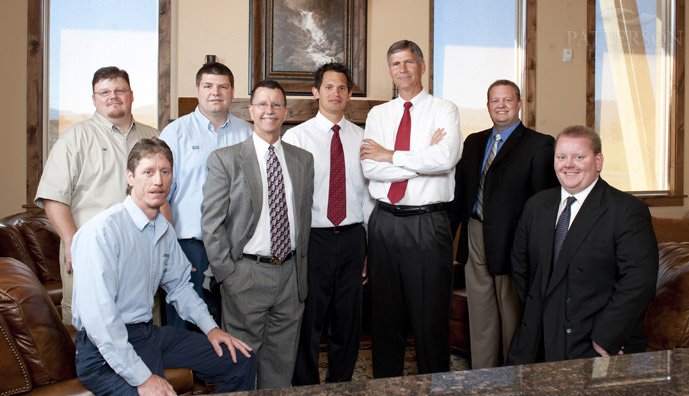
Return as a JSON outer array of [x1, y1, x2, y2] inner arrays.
[[220, 255, 303, 390]]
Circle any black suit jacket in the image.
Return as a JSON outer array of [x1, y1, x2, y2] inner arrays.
[[449, 122, 558, 274], [507, 179, 658, 364]]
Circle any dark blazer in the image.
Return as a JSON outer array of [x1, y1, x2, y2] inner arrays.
[[449, 122, 558, 275], [507, 179, 658, 364], [201, 137, 314, 301]]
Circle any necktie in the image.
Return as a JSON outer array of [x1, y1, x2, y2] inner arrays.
[[387, 101, 413, 204], [475, 134, 502, 220], [267, 145, 291, 260], [328, 125, 346, 226], [553, 196, 576, 264]]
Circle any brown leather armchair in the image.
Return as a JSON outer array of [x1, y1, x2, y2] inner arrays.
[[0, 211, 62, 309], [0, 257, 195, 395]]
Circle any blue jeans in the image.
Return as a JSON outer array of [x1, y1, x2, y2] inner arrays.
[[75, 323, 256, 395]]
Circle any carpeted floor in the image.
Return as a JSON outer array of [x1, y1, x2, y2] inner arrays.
[[318, 341, 471, 382]]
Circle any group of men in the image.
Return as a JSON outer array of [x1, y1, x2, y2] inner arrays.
[[34, 38, 659, 395]]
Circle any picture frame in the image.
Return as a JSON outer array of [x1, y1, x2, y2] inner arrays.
[[250, 0, 367, 96]]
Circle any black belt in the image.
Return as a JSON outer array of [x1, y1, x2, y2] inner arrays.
[[243, 251, 295, 266], [470, 212, 483, 222], [378, 201, 448, 217], [313, 223, 362, 233]]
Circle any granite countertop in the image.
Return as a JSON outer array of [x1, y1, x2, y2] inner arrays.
[[222, 348, 688, 395]]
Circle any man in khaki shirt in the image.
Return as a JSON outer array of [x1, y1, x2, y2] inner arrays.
[[35, 66, 158, 324]]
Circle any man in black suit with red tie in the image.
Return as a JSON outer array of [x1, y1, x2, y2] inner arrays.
[[507, 125, 658, 364], [449, 79, 558, 369]]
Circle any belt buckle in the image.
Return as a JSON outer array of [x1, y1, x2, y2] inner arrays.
[[270, 257, 282, 266], [333, 227, 341, 234]]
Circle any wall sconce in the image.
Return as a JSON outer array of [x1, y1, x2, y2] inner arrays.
[[205, 55, 217, 64]]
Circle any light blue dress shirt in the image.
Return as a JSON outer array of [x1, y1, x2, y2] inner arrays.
[[71, 196, 218, 386], [160, 107, 252, 239]]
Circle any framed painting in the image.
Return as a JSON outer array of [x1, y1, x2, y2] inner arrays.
[[250, 0, 367, 96]]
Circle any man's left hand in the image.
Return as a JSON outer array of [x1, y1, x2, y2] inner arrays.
[[207, 327, 252, 363], [361, 139, 393, 162], [592, 340, 624, 357]]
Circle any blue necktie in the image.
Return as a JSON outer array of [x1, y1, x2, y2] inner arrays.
[[553, 196, 576, 264]]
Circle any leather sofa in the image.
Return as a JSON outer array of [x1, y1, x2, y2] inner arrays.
[[0, 256, 197, 395]]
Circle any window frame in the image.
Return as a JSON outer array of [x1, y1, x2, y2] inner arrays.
[[586, 0, 685, 206]]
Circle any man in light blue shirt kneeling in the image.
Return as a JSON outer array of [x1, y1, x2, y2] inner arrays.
[[71, 138, 255, 396]]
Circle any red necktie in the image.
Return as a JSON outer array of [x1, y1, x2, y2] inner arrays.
[[328, 125, 346, 226], [387, 101, 413, 204]]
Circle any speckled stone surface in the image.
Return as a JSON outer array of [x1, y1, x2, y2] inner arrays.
[[221, 348, 689, 395]]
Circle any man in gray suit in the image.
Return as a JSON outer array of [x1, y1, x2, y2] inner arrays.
[[202, 79, 314, 389]]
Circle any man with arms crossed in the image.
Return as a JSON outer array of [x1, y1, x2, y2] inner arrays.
[[283, 62, 373, 385], [448, 80, 558, 368], [508, 125, 658, 364], [160, 62, 252, 328], [202, 80, 314, 389], [35, 66, 158, 324], [71, 138, 255, 396], [360, 39, 462, 377]]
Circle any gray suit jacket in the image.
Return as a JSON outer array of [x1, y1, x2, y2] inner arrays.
[[201, 137, 314, 301]]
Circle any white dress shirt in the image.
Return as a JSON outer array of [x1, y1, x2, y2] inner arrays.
[[556, 177, 600, 228], [283, 111, 375, 227], [361, 89, 462, 205], [243, 133, 297, 256]]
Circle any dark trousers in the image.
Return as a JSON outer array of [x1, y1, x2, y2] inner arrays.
[[368, 205, 453, 378], [75, 323, 256, 395], [165, 239, 221, 329], [293, 224, 366, 385]]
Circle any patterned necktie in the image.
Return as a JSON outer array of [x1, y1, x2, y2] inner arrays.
[[328, 124, 346, 226], [387, 101, 413, 204], [267, 145, 291, 260], [553, 196, 576, 265], [475, 134, 502, 220]]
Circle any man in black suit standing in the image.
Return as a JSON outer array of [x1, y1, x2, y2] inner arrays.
[[507, 125, 658, 364], [449, 80, 558, 368]]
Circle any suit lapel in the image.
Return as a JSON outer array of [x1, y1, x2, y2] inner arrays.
[[546, 179, 608, 296], [282, 142, 304, 221], [538, 190, 560, 297], [492, 122, 524, 166], [239, 139, 263, 216]]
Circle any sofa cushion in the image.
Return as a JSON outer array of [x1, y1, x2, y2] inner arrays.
[[0, 312, 32, 395], [0, 257, 77, 387], [643, 242, 689, 351], [15, 215, 61, 283], [651, 217, 689, 244]]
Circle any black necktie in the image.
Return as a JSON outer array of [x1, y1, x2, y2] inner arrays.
[[553, 196, 576, 264]]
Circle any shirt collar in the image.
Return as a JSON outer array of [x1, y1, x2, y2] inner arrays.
[[123, 195, 167, 232], [252, 132, 282, 158], [492, 120, 521, 141], [560, 177, 599, 207], [395, 89, 428, 107], [193, 106, 230, 132], [314, 111, 344, 133], [92, 111, 136, 135]]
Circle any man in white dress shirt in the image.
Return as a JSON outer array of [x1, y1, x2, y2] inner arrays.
[[360, 39, 462, 377], [283, 62, 374, 385]]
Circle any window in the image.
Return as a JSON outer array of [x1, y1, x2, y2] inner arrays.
[[587, 0, 684, 204], [432, 0, 535, 134], [46, 0, 159, 150]]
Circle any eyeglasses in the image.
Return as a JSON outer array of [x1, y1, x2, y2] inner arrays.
[[251, 102, 285, 110], [94, 89, 130, 97]]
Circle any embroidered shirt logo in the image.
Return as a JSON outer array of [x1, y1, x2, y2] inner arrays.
[[192, 145, 200, 150]]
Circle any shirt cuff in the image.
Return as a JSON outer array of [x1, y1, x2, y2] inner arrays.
[[197, 316, 219, 335], [121, 358, 153, 387]]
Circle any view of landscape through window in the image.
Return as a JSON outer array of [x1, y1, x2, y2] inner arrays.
[[47, 0, 158, 152], [433, 0, 525, 136]]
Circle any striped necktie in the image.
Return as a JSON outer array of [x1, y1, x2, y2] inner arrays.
[[475, 134, 501, 220]]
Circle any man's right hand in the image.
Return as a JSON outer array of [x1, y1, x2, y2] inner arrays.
[[137, 374, 176, 396]]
